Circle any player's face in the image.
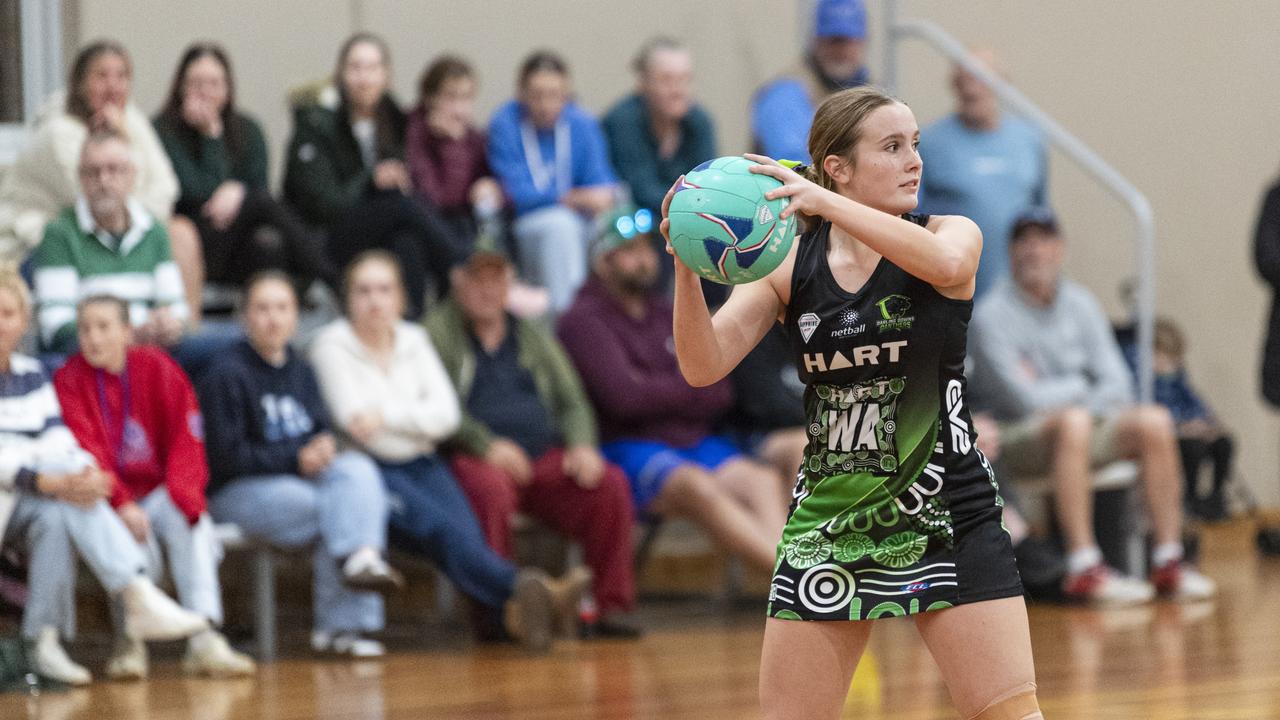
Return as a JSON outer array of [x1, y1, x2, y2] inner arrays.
[[342, 41, 389, 114], [521, 70, 569, 129], [346, 259, 405, 331], [244, 279, 298, 357], [0, 289, 29, 363], [846, 103, 921, 215], [641, 49, 693, 122], [83, 52, 131, 115], [77, 302, 131, 372], [1009, 227, 1065, 291], [454, 262, 511, 324]]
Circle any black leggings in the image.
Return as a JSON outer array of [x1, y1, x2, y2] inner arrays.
[[328, 192, 465, 318], [192, 188, 336, 291], [1179, 434, 1234, 501]]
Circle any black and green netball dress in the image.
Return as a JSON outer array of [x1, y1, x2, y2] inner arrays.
[[768, 216, 1022, 622]]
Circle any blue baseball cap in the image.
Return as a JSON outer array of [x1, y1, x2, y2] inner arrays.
[[815, 0, 867, 40]]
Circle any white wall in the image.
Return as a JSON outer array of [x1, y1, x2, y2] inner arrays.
[[77, 0, 1280, 503]]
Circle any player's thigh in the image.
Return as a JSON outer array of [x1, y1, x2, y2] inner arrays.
[[759, 617, 873, 720], [913, 596, 1036, 718]]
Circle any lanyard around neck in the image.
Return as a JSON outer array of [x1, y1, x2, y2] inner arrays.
[[520, 117, 571, 196], [95, 363, 130, 471]]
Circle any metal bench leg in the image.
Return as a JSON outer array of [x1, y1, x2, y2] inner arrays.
[[253, 549, 277, 663]]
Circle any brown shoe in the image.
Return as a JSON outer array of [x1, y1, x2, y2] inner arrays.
[[547, 566, 593, 638], [504, 569, 555, 653]]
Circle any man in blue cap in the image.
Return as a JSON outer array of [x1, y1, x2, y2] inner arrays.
[[750, 0, 870, 163]]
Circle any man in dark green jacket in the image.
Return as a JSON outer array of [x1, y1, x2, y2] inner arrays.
[[426, 243, 639, 637]]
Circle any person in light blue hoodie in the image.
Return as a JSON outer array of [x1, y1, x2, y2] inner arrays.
[[487, 51, 616, 313]]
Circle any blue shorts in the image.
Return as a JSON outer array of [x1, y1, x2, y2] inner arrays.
[[601, 436, 743, 511]]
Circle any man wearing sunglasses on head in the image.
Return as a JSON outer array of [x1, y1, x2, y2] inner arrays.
[[558, 205, 789, 580]]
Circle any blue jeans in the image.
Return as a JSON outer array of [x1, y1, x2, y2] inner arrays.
[[208, 451, 387, 634], [2, 495, 145, 639], [377, 455, 515, 610]]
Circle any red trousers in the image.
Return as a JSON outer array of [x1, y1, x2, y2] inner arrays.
[[450, 447, 637, 614]]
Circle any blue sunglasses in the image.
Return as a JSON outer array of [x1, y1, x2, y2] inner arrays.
[[613, 209, 654, 239]]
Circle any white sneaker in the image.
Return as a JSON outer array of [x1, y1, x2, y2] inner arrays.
[[106, 636, 149, 681], [30, 627, 91, 686], [182, 630, 257, 677], [120, 576, 209, 641], [310, 630, 385, 658], [1152, 561, 1217, 602], [1062, 564, 1155, 607], [341, 548, 404, 593]]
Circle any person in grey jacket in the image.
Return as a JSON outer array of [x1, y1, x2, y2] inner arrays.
[[968, 208, 1214, 605]]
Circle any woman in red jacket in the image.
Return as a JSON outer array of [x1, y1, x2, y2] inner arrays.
[[54, 294, 254, 680]]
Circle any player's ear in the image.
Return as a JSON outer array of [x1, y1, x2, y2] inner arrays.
[[822, 154, 851, 186]]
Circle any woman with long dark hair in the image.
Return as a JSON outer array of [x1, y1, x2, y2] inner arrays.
[[284, 33, 460, 318], [155, 43, 333, 292]]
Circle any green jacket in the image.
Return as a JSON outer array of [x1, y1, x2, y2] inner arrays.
[[154, 112, 269, 218], [425, 298, 598, 456], [282, 98, 406, 227]]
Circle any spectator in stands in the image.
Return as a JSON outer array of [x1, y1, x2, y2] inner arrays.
[[917, 48, 1048, 298], [488, 50, 617, 313], [31, 130, 239, 379], [1150, 320, 1235, 521], [724, 325, 808, 490], [559, 206, 786, 574], [0, 269, 208, 685], [427, 240, 639, 638], [603, 36, 716, 297], [200, 273, 402, 659], [155, 43, 333, 294], [406, 55, 504, 252], [0, 40, 203, 319], [53, 295, 253, 679], [311, 252, 586, 651], [967, 208, 1215, 604], [603, 37, 715, 219], [750, 0, 869, 163], [284, 33, 459, 319]]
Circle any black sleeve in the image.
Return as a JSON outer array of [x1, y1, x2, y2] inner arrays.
[[1255, 182, 1280, 288]]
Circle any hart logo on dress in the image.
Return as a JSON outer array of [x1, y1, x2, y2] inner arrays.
[[798, 313, 820, 343]]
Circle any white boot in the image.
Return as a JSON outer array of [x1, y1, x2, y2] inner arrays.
[[30, 627, 91, 686], [182, 629, 256, 677], [105, 636, 149, 681], [120, 576, 209, 641]]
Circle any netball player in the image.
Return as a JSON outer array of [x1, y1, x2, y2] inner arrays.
[[661, 86, 1041, 720]]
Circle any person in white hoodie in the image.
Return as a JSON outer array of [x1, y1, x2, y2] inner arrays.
[[0, 40, 204, 320], [0, 266, 207, 686], [310, 251, 586, 651]]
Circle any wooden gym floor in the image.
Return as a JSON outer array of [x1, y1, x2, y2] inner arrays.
[[4, 517, 1280, 719]]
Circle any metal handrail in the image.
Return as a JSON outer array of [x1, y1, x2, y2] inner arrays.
[[882, 13, 1157, 403]]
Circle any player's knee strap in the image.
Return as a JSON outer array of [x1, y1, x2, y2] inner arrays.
[[967, 681, 1042, 720]]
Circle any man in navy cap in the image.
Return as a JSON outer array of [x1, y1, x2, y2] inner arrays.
[[750, 0, 870, 163]]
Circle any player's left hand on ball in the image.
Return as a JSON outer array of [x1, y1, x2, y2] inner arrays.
[[659, 176, 681, 257], [744, 153, 828, 220]]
